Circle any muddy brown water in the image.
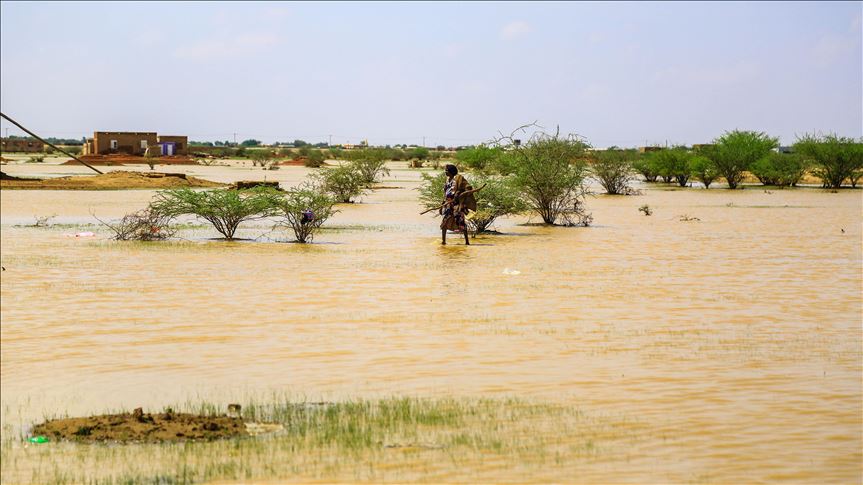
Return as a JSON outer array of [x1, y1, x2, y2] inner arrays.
[[1, 161, 861, 483]]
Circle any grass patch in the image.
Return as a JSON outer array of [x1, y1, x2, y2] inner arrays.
[[2, 396, 643, 484]]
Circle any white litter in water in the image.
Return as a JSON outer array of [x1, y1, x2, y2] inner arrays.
[[502, 268, 521, 275], [64, 232, 96, 238]]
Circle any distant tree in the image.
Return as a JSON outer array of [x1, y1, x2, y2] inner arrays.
[[250, 150, 276, 168], [409, 146, 430, 160], [631, 156, 659, 182], [293, 139, 309, 148], [456, 145, 502, 172], [590, 149, 636, 194], [304, 150, 326, 168], [749, 152, 808, 187], [793, 133, 863, 188], [650, 147, 691, 187], [689, 155, 720, 188], [240, 139, 261, 147], [710, 130, 779, 189], [313, 164, 368, 203]]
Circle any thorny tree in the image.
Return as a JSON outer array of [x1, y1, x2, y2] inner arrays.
[[150, 187, 283, 240]]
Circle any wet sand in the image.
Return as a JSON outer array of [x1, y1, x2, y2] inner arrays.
[[1, 161, 861, 483]]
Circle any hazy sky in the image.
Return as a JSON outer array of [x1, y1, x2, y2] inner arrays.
[[1, 1, 860, 147]]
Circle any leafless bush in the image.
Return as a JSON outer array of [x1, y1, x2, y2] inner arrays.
[[94, 209, 177, 241]]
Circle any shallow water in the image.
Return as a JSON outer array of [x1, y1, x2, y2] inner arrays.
[[1, 162, 861, 483]]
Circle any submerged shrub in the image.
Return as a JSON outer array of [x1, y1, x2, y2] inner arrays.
[[350, 158, 390, 185], [689, 155, 720, 188], [150, 187, 283, 240], [650, 147, 691, 187], [711, 130, 779, 189], [793, 133, 863, 188], [590, 149, 636, 194], [97, 208, 177, 241], [749, 152, 808, 187], [250, 150, 276, 168], [276, 182, 337, 243], [631, 157, 659, 182], [506, 133, 592, 226], [313, 164, 368, 203]]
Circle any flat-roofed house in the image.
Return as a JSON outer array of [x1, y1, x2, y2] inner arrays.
[[82, 132, 188, 156]]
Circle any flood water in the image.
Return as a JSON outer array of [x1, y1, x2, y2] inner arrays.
[[1, 162, 861, 483]]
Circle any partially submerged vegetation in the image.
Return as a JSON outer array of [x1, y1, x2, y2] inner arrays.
[[4, 396, 639, 484]]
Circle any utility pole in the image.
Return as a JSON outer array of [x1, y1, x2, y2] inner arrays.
[[328, 134, 332, 146], [422, 136, 425, 147], [233, 132, 237, 146]]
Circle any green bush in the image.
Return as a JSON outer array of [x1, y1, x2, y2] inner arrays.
[[150, 187, 283, 240], [631, 156, 658, 182], [590, 150, 636, 194], [749, 152, 808, 187], [455, 145, 502, 172], [350, 158, 390, 185], [304, 150, 326, 168], [63, 146, 83, 156], [26, 155, 46, 163], [710, 130, 779, 189], [506, 133, 592, 226], [793, 134, 863, 188], [650, 148, 691, 187], [250, 150, 276, 168], [689, 155, 720, 188], [276, 182, 337, 243], [409, 147, 430, 161], [313, 164, 367, 203]]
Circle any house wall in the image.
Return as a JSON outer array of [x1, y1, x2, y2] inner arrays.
[[157, 136, 188, 155], [1, 138, 45, 153], [93, 132, 157, 155]]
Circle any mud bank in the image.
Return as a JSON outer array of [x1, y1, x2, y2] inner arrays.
[[32, 408, 247, 443], [0, 170, 224, 190]]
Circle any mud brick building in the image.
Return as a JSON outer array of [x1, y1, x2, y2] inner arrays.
[[83, 132, 188, 156], [1, 137, 44, 153]]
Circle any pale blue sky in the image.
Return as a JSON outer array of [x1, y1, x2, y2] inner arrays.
[[1, 1, 860, 147]]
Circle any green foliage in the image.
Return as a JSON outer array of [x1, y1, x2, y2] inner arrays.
[[590, 150, 636, 194], [505, 133, 592, 226], [649, 147, 691, 187], [278, 148, 295, 158], [711, 130, 779, 189], [689, 155, 720, 188], [456, 145, 502, 172], [235, 146, 247, 158], [793, 133, 863, 188], [749, 152, 808, 187], [350, 156, 390, 185], [631, 156, 658, 182], [240, 139, 261, 147], [409, 146, 430, 160], [418, 172, 527, 234], [313, 164, 368, 203], [304, 150, 325, 168], [26, 155, 45, 163], [63, 146, 83, 156], [250, 150, 276, 168], [150, 187, 283, 240], [276, 182, 337, 243]]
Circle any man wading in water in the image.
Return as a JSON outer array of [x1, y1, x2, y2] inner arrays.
[[440, 164, 476, 245]]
